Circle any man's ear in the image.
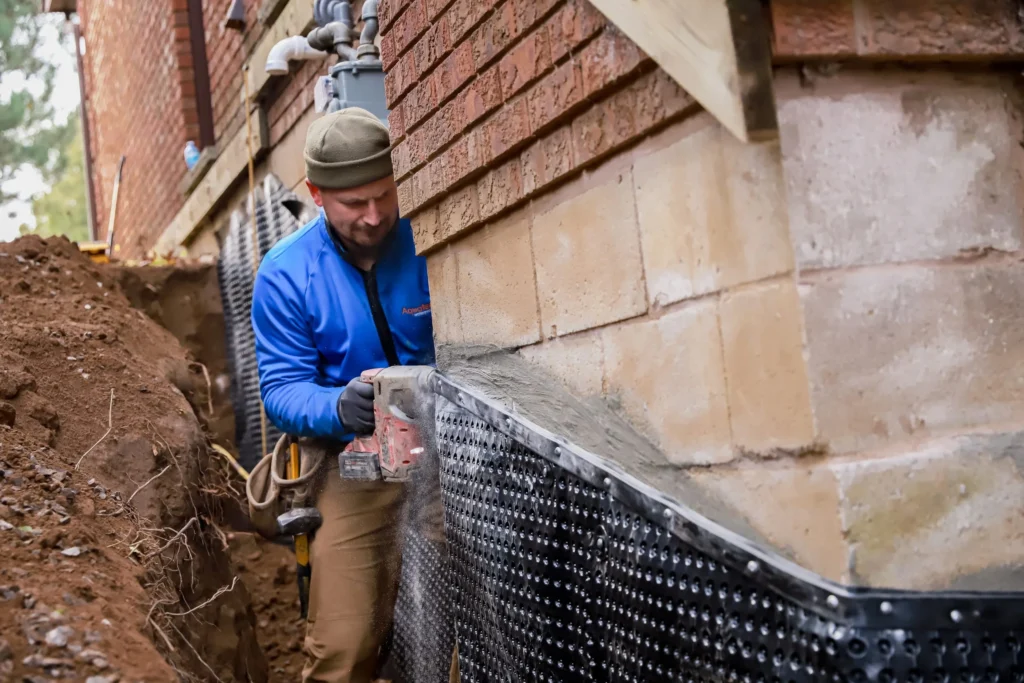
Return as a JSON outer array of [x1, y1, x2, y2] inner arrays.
[[306, 179, 323, 208]]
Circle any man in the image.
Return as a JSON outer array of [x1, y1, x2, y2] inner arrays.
[[251, 107, 435, 683]]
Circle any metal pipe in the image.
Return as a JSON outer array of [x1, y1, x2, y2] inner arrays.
[[357, 0, 380, 60], [72, 19, 98, 242]]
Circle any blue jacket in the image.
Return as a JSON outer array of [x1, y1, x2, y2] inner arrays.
[[251, 213, 435, 439]]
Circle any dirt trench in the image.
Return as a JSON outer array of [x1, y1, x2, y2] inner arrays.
[[0, 235, 304, 682]]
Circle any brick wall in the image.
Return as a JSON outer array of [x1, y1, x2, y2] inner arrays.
[[79, 0, 194, 257], [79, 0, 342, 259], [381, 0, 1024, 590]]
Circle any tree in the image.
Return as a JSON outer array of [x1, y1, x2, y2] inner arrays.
[[0, 0, 77, 203], [20, 112, 88, 243]]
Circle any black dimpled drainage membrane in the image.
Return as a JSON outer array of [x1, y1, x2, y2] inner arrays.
[[431, 376, 1024, 683]]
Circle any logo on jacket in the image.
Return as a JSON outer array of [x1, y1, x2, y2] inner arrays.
[[402, 303, 431, 317]]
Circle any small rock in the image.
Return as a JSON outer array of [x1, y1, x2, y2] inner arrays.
[[0, 520, 13, 531], [92, 657, 109, 669], [84, 631, 101, 644], [61, 547, 83, 557], [77, 649, 105, 663], [86, 677, 113, 683], [0, 585, 18, 600], [0, 637, 10, 661], [23, 594, 36, 609], [45, 625, 74, 647], [0, 401, 15, 427], [0, 504, 11, 519]]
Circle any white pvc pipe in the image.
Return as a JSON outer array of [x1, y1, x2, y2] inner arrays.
[[265, 35, 327, 76]]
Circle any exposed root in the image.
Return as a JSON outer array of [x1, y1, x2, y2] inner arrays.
[[75, 388, 115, 469], [165, 576, 239, 617], [127, 464, 172, 504]]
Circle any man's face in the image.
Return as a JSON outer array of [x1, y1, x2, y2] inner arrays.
[[307, 175, 400, 250]]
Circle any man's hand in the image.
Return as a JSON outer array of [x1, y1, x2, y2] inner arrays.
[[337, 379, 375, 435]]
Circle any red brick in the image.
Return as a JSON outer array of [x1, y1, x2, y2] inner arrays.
[[477, 158, 523, 219], [770, 0, 856, 58], [546, 0, 606, 62], [412, 156, 447, 209], [525, 60, 584, 133], [579, 28, 650, 98], [570, 68, 690, 167], [413, 17, 453, 77], [426, 0, 456, 21], [405, 78, 438, 131], [379, 0, 400, 32], [471, 1, 517, 70], [416, 96, 466, 159], [499, 24, 552, 99], [858, 0, 1024, 57], [510, 0, 561, 36], [439, 185, 480, 239], [397, 178, 415, 215], [480, 96, 531, 163], [520, 125, 573, 196], [381, 31, 399, 71], [462, 66, 503, 126], [448, 0, 496, 43], [393, 140, 415, 180], [434, 41, 475, 103], [389, 101, 407, 142], [440, 131, 483, 188], [630, 68, 697, 131], [385, 50, 418, 106], [392, 0, 427, 56]]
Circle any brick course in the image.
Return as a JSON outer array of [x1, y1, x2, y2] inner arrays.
[[379, 0, 702, 248]]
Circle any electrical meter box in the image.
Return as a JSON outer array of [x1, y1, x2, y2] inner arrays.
[[316, 60, 390, 125]]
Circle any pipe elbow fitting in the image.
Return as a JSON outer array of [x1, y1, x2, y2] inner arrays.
[[266, 35, 327, 76]]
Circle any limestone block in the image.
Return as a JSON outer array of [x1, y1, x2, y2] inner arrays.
[[518, 333, 605, 397], [830, 431, 1024, 590], [801, 261, 1024, 453], [426, 246, 462, 346], [455, 215, 541, 348], [719, 280, 816, 455], [602, 301, 732, 465], [633, 116, 793, 307], [689, 463, 847, 583], [532, 171, 647, 337], [778, 71, 1024, 269]]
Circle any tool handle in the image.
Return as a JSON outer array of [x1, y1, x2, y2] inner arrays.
[[288, 436, 300, 481]]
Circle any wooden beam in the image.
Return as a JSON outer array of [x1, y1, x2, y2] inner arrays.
[[154, 107, 270, 254], [246, 0, 319, 103], [585, 0, 777, 142]]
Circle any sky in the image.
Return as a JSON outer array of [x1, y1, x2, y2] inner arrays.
[[0, 15, 82, 242]]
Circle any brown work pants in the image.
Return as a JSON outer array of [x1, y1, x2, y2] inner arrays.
[[304, 462, 405, 683], [303, 460, 460, 683]]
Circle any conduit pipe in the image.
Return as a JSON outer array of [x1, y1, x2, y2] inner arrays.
[[265, 35, 328, 76]]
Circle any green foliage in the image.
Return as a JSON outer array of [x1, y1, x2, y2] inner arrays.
[[20, 113, 88, 243], [0, 0, 77, 202]]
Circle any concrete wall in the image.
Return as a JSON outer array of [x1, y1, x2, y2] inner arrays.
[[380, 0, 1024, 590]]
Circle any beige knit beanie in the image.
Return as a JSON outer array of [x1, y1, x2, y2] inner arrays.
[[304, 108, 393, 189]]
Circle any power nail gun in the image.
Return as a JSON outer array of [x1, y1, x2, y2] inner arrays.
[[338, 366, 437, 482]]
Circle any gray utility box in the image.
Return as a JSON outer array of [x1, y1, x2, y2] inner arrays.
[[315, 60, 390, 125]]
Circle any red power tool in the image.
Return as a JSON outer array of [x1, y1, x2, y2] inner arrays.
[[338, 366, 436, 482]]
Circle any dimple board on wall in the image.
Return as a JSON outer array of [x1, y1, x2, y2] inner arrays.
[[216, 175, 313, 469], [431, 377, 1024, 683]]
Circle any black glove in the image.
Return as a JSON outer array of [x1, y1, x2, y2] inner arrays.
[[337, 380, 375, 435]]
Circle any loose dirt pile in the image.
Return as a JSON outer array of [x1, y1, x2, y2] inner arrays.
[[0, 235, 284, 682]]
